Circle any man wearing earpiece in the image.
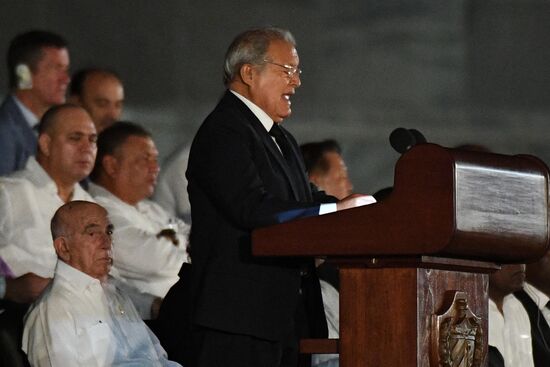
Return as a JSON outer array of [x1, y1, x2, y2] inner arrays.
[[0, 30, 70, 176]]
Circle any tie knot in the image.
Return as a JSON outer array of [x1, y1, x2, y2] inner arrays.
[[269, 124, 284, 139]]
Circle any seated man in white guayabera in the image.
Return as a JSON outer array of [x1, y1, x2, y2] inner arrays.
[[0, 104, 96, 285], [23, 201, 181, 366], [88, 121, 189, 318]]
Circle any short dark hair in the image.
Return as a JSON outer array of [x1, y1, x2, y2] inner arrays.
[[90, 121, 151, 180], [300, 139, 342, 174], [69, 68, 121, 97], [7, 30, 68, 89]]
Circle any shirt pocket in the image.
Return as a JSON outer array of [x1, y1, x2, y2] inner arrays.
[[76, 321, 116, 366]]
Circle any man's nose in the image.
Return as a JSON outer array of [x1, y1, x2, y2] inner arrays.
[[60, 70, 70, 85], [289, 73, 301, 88], [100, 234, 112, 249], [107, 106, 121, 121], [81, 138, 95, 151]]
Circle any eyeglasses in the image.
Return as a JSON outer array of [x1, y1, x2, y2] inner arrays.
[[262, 60, 302, 78]]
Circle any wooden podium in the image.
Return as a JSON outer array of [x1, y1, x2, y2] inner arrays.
[[252, 143, 550, 367]]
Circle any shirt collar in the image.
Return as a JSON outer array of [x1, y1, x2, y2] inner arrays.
[[524, 282, 550, 311], [18, 156, 58, 194], [88, 181, 145, 211], [11, 95, 39, 129], [19, 157, 91, 201], [55, 260, 102, 291], [230, 90, 274, 132]]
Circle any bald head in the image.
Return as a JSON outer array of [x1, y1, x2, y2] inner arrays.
[[51, 200, 104, 239], [38, 103, 83, 135], [51, 201, 113, 280]]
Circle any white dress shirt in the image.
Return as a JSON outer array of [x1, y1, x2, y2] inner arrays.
[[22, 260, 181, 367], [0, 157, 94, 278], [489, 295, 535, 367], [89, 183, 189, 298], [153, 145, 191, 221]]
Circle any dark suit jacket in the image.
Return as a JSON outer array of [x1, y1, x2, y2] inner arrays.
[[186, 91, 332, 342], [514, 289, 550, 366], [0, 95, 37, 176]]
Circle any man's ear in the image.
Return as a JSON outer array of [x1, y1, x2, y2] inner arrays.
[[53, 237, 70, 263], [38, 134, 51, 157], [102, 155, 118, 177], [239, 64, 255, 86]]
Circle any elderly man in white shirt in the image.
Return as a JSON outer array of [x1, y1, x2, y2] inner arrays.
[[23, 200, 181, 366], [0, 104, 96, 281], [88, 122, 189, 306]]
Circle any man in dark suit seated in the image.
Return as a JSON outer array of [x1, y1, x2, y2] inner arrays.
[[0, 30, 70, 176], [184, 27, 372, 367]]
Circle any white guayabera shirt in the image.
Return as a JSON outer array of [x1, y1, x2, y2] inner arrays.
[[22, 260, 181, 367], [0, 157, 94, 278], [88, 183, 189, 298]]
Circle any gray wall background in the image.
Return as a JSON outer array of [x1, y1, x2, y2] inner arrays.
[[2, 0, 550, 194]]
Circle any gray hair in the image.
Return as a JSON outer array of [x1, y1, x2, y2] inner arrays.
[[223, 27, 296, 86]]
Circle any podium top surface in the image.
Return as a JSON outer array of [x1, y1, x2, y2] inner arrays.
[[252, 144, 550, 263]]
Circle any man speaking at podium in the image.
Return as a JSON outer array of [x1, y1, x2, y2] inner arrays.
[[186, 27, 373, 367]]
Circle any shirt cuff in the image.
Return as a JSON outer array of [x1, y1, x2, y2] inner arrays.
[[319, 203, 337, 215], [0, 276, 6, 299]]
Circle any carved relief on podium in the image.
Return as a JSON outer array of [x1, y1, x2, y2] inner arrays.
[[431, 291, 484, 367]]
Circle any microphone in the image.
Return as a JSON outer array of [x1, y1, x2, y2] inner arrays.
[[389, 127, 427, 153], [408, 129, 426, 144]]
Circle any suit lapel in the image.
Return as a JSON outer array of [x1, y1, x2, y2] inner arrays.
[[255, 120, 304, 201], [278, 125, 313, 201], [222, 92, 304, 201], [6, 95, 37, 151]]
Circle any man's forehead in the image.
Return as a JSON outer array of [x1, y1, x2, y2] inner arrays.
[[37, 47, 69, 64], [122, 135, 156, 151], [77, 210, 110, 229], [53, 111, 96, 134], [267, 40, 299, 61]]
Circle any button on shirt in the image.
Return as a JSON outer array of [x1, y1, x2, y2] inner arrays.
[[0, 157, 94, 277], [489, 295, 535, 367], [22, 260, 181, 366], [88, 183, 189, 298]]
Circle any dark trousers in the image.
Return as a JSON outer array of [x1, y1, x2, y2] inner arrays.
[[191, 325, 298, 367]]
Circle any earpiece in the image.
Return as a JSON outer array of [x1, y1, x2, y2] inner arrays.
[[15, 64, 33, 90]]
